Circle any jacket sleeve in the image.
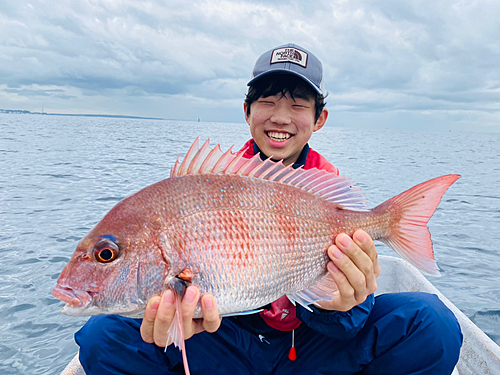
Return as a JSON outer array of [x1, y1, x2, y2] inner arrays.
[[296, 294, 375, 340]]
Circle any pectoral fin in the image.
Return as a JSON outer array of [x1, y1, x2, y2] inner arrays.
[[165, 277, 191, 375]]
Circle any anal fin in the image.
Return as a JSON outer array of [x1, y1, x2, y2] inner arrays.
[[287, 274, 338, 311]]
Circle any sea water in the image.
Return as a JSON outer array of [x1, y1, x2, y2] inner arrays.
[[1, 113, 499, 374]]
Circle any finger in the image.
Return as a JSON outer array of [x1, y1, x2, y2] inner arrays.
[[200, 294, 221, 333], [152, 289, 176, 347], [181, 286, 200, 339], [325, 260, 355, 311], [331, 236, 368, 294], [335, 233, 378, 296], [353, 230, 380, 291], [140, 296, 161, 343], [336, 233, 374, 277], [353, 230, 378, 268]]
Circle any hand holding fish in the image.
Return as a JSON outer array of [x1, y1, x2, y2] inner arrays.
[[140, 286, 221, 347], [317, 229, 381, 312]]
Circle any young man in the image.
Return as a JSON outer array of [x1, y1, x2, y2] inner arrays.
[[76, 44, 463, 374]]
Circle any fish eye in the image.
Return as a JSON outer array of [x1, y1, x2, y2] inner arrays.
[[93, 239, 120, 263]]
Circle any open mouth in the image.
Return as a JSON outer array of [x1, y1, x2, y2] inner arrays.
[[52, 284, 92, 309], [266, 131, 292, 142]]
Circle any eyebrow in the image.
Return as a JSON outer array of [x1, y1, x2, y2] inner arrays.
[[263, 90, 312, 102], [291, 91, 311, 101]]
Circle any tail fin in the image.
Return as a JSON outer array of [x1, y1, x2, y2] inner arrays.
[[378, 174, 460, 275]]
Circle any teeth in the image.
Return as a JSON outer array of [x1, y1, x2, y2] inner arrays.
[[267, 132, 291, 141]]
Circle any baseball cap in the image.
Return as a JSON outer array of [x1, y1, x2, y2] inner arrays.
[[247, 43, 325, 96]]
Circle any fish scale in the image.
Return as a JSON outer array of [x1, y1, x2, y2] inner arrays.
[[156, 173, 363, 317]]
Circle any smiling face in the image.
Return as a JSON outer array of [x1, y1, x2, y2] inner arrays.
[[244, 76, 328, 166]]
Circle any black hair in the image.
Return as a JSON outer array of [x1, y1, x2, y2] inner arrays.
[[245, 74, 327, 123]]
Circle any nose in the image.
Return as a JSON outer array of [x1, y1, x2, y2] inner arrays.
[[269, 104, 292, 125]]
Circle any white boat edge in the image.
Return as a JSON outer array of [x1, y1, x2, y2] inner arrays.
[[60, 255, 500, 375]]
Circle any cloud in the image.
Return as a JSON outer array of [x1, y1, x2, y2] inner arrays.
[[2, 86, 76, 100], [0, 0, 499, 131]]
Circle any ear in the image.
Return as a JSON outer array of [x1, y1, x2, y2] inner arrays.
[[243, 102, 250, 124], [313, 108, 328, 132]]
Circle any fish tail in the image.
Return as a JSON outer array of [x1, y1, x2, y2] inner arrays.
[[377, 174, 460, 275]]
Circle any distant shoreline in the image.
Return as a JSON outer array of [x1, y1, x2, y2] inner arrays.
[[0, 109, 164, 121]]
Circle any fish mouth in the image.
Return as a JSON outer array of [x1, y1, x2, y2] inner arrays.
[[52, 284, 146, 317], [52, 284, 93, 313]]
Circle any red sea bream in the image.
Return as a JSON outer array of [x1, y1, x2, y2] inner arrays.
[[53, 138, 460, 373]]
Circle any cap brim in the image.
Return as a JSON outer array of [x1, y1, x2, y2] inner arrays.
[[247, 70, 324, 96]]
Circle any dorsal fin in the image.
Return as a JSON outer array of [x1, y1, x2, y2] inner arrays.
[[178, 137, 200, 176], [186, 139, 212, 175], [170, 139, 368, 210]]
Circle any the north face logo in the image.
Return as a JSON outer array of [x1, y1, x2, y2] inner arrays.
[[271, 47, 308, 68], [276, 49, 302, 61]]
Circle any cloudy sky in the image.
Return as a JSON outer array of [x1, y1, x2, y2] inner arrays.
[[1, 0, 499, 132]]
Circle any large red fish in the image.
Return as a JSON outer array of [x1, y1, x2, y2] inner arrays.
[[53, 138, 459, 373]]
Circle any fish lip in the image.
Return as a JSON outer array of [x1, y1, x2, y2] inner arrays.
[[52, 284, 92, 309]]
